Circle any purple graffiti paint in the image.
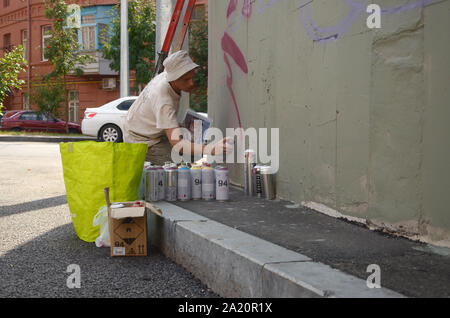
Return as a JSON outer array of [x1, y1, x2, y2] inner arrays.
[[299, 0, 441, 43], [381, 0, 440, 14], [257, 0, 281, 15]]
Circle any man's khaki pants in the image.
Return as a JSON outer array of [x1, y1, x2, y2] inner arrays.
[[145, 137, 173, 166], [146, 137, 197, 166]]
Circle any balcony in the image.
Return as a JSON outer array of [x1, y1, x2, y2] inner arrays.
[[73, 51, 118, 76]]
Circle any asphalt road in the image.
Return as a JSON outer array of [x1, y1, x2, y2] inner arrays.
[[0, 142, 218, 298]]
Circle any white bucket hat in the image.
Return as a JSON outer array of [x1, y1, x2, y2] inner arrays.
[[163, 50, 199, 82]]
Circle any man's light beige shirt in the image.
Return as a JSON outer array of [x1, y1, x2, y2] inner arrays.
[[124, 71, 181, 148]]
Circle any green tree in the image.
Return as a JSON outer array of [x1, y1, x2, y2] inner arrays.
[[43, 0, 95, 132], [100, 0, 156, 93], [28, 75, 64, 131], [189, 19, 208, 113], [0, 45, 27, 115]]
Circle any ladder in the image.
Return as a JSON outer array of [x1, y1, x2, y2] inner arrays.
[[153, 0, 197, 78]]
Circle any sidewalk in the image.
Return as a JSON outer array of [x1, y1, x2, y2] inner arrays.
[[149, 187, 450, 298], [3, 135, 448, 297]]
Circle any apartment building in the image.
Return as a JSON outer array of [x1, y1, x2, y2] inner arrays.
[[1, 0, 208, 123]]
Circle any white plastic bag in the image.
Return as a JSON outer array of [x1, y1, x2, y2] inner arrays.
[[92, 205, 110, 247]]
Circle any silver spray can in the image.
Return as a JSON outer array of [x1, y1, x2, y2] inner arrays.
[[177, 164, 191, 201], [144, 161, 152, 169], [260, 166, 276, 200], [215, 166, 229, 202], [145, 166, 160, 202], [253, 165, 263, 198], [164, 165, 178, 202], [156, 166, 165, 201], [190, 164, 202, 200], [244, 149, 256, 196], [202, 164, 215, 200]]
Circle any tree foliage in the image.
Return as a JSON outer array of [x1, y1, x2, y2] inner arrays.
[[40, 0, 94, 130], [100, 0, 156, 93], [43, 0, 94, 78], [29, 76, 64, 118], [0, 45, 27, 114]]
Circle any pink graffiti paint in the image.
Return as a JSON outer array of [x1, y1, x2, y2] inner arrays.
[[221, 32, 248, 130], [221, 32, 248, 75], [223, 52, 243, 130], [221, 0, 250, 131], [242, 0, 253, 18], [227, 0, 238, 19]]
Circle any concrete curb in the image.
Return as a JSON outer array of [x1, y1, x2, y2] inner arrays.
[[147, 202, 405, 298], [0, 135, 97, 143]]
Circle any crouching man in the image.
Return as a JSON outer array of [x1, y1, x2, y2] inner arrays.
[[124, 50, 231, 165]]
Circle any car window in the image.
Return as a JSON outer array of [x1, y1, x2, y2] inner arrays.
[[4, 111, 19, 119], [20, 112, 38, 120], [37, 113, 49, 121], [116, 100, 135, 111]]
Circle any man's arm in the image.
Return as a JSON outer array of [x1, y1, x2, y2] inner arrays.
[[164, 127, 231, 156], [165, 127, 207, 156]]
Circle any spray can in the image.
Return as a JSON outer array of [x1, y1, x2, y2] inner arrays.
[[260, 165, 276, 200], [190, 165, 202, 200], [177, 164, 191, 201], [244, 150, 256, 196], [202, 164, 215, 200], [139, 162, 152, 200], [145, 166, 160, 202], [253, 165, 263, 198], [144, 161, 152, 169], [156, 166, 165, 201], [164, 165, 178, 202], [215, 166, 229, 201]]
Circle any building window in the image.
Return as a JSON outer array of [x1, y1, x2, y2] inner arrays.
[[98, 23, 108, 48], [22, 30, 28, 60], [3, 33, 11, 52], [68, 91, 79, 123], [23, 94, 30, 110], [4, 0, 10, 8], [81, 15, 96, 51], [42, 25, 52, 61]]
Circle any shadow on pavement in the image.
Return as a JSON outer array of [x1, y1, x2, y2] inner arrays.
[[0, 222, 219, 298], [0, 195, 68, 218]]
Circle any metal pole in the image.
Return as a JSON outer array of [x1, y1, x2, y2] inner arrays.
[[120, 0, 129, 97], [27, 0, 31, 110]]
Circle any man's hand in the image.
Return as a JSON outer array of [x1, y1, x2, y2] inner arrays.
[[207, 137, 234, 156], [165, 127, 234, 156], [165, 127, 183, 148]]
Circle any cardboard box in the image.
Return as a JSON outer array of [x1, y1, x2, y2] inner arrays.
[[104, 188, 147, 257]]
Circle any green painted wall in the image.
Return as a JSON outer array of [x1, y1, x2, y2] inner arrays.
[[208, 0, 450, 246]]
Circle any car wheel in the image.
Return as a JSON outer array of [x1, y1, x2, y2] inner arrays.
[[99, 124, 122, 143], [11, 127, 22, 132], [69, 128, 79, 134]]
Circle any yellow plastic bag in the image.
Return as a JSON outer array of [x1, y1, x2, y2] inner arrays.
[[60, 141, 147, 242]]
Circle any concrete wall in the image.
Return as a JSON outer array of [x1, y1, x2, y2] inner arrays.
[[208, 0, 450, 247]]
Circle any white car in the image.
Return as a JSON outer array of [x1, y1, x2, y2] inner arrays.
[[81, 97, 138, 142]]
